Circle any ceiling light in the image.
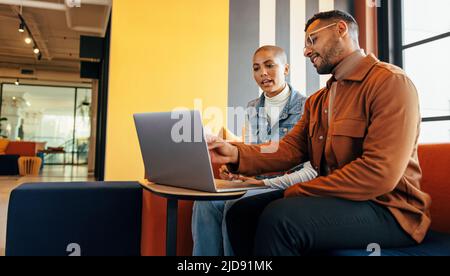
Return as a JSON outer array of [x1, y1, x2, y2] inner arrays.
[[19, 22, 25, 33], [33, 47, 40, 54], [25, 37, 32, 44]]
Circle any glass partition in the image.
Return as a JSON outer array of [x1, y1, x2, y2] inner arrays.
[[0, 83, 92, 165]]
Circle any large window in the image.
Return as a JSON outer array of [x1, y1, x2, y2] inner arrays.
[[0, 83, 92, 165], [401, 0, 450, 143]]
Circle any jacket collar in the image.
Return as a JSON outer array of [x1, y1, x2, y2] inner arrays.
[[326, 53, 380, 89], [256, 84, 304, 119]]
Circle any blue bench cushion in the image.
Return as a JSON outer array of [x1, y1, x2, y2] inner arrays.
[[6, 182, 143, 256], [323, 231, 450, 256]]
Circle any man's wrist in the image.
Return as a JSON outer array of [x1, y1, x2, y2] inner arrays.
[[230, 145, 239, 164]]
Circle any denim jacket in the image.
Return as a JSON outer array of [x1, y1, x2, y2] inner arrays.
[[244, 84, 306, 144]]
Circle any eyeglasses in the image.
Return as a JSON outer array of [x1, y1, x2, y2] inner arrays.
[[304, 23, 337, 51]]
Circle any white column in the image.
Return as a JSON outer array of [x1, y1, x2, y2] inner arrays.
[[259, 0, 277, 47], [258, 0, 277, 95], [289, 0, 307, 95]]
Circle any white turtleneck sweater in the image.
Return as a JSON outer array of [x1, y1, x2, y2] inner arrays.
[[264, 84, 291, 127]]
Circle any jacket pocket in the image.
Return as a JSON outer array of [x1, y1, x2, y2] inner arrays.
[[331, 119, 366, 166], [332, 119, 366, 138]]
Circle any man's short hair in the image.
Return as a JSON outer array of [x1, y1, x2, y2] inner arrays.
[[305, 10, 359, 44]]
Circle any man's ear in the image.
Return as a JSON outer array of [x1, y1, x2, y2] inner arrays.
[[284, 64, 290, 76], [337, 20, 348, 37]]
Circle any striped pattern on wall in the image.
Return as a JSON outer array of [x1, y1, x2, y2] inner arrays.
[[228, 0, 353, 134]]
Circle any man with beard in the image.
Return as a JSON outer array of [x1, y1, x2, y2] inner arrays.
[[207, 10, 431, 256]]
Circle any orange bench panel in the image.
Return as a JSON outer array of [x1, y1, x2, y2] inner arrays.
[[141, 191, 194, 256], [418, 143, 450, 234]]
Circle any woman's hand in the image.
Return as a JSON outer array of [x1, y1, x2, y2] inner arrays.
[[219, 165, 240, 180], [219, 165, 265, 186], [237, 175, 265, 186]]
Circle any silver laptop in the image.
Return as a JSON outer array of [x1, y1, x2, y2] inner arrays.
[[133, 110, 266, 193]]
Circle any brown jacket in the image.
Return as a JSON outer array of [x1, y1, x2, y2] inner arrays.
[[230, 54, 431, 243]]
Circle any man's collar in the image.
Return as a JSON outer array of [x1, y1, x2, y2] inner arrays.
[[326, 53, 380, 88], [257, 83, 290, 108], [256, 84, 303, 116], [332, 49, 366, 81]]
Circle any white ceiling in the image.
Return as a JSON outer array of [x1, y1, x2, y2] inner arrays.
[[0, 0, 111, 81]]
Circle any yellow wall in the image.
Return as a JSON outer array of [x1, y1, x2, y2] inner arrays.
[[105, 0, 229, 180]]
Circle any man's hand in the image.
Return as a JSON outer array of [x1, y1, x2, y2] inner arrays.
[[207, 135, 239, 164]]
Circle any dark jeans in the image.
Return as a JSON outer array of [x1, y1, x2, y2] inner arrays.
[[226, 190, 417, 256]]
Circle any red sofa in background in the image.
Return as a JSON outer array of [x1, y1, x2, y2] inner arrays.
[[5, 141, 43, 156], [0, 141, 45, 176], [140, 144, 450, 256]]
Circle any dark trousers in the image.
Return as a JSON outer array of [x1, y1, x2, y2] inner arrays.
[[226, 190, 417, 256]]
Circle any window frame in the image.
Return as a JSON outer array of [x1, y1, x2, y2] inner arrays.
[[0, 82, 92, 165], [377, 0, 450, 124]]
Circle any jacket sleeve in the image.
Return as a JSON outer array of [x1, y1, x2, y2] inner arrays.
[[228, 99, 311, 176], [285, 73, 420, 201]]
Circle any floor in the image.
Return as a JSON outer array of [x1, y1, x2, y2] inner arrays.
[[0, 165, 94, 256]]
